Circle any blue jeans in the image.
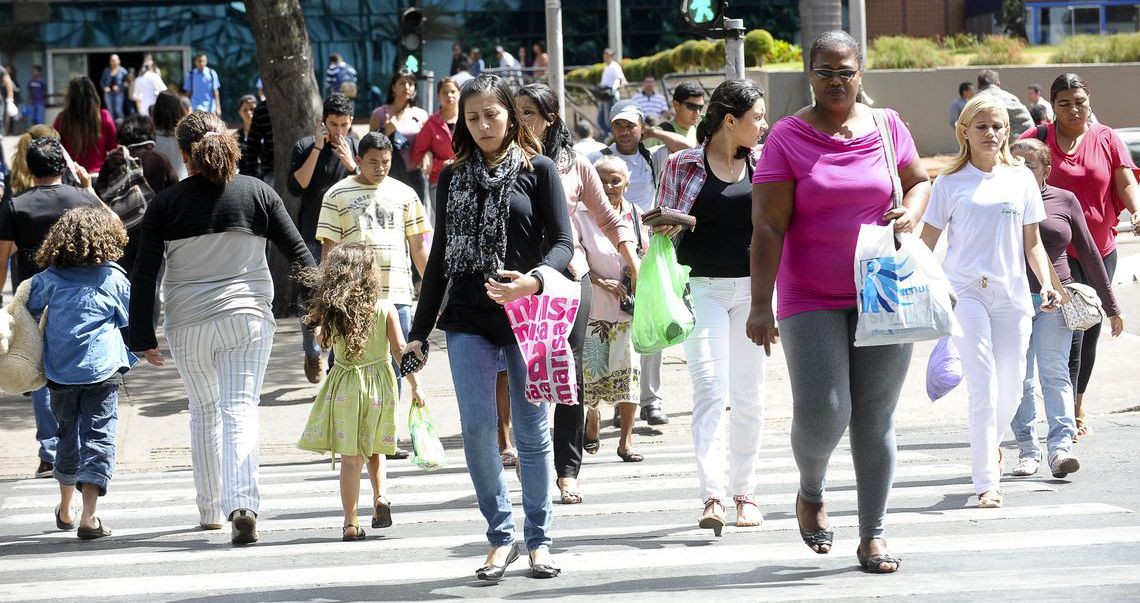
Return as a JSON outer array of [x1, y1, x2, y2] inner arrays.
[[1011, 298, 1076, 461], [50, 377, 120, 495], [446, 331, 553, 551], [104, 91, 125, 121], [391, 304, 412, 395], [32, 387, 58, 463], [300, 240, 323, 358], [26, 104, 45, 125]]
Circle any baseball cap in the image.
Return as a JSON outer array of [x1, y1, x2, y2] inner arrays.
[[609, 100, 643, 125]]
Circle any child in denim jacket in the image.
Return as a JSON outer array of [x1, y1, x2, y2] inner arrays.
[[26, 206, 133, 539]]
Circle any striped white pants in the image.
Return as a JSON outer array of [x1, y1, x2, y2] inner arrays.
[[167, 314, 275, 525]]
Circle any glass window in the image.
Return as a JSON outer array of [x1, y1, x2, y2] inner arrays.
[[1072, 6, 1102, 36], [1106, 5, 1140, 34]]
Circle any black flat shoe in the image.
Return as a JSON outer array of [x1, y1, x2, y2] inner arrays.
[[584, 438, 600, 455], [795, 494, 832, 554], [529, 557, 561, 579], [857, 546, 901, 574], [475, 542, 520, 581]]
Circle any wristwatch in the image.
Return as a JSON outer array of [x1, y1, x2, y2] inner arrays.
[[353, 165, 361, 176]]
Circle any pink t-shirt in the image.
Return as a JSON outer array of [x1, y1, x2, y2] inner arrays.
[[1018, 123, 1137, 259], [752, 110, 917, 320]]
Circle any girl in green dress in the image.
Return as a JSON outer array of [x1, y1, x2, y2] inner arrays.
[[298, 243, 426, 541]]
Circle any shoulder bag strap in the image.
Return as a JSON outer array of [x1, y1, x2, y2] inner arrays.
[[872, 108, 903, 210], [627, 200, 643, 255]]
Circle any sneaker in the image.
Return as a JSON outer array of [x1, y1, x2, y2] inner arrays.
[[1049, 452, 1080, 479], [304, 355, 323, 384], [35, 460, 53, 479], [640, 406, 669, 426], [230, 509, 258, 545], [1011, 457, 1039, 477]]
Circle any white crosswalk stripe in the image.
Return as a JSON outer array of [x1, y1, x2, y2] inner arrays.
[[1, 438, 1137, 602]]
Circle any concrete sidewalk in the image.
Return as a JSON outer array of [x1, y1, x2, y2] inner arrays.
[[3, 303, 1139, 480]]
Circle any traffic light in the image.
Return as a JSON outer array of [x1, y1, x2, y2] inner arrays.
[[680, 0, 726, 31], [396, 7, 425, 74]]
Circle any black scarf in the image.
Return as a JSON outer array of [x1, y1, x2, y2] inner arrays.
[[443, 145, 523, 277]]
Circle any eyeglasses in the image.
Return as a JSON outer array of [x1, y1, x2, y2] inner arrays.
[[811, 68, 860, 82], [682, 101, 705, 112]]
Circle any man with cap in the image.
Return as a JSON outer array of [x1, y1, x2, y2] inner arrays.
[[588, 100, 692, 427]]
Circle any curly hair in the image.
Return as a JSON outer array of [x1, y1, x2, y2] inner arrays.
[[36, 206, 128, 269], [301, 243, 381, 361]]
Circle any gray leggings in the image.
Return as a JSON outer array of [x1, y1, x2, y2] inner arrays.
[[779, 307, 912, 539]]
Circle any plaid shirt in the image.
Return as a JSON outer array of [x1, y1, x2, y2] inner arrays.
[[658, 145, 762, 214]]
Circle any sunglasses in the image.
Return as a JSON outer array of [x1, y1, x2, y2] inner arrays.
[[811, 68, 860, 82], [682, 101, 705, 112]]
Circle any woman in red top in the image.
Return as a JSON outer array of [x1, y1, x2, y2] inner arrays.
[[1018, 72, 1140, 437], [53, 76, 117, 174], [411, 77, 459, 219]]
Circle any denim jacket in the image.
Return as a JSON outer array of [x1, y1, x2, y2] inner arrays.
[[26, 263, 134, 385]]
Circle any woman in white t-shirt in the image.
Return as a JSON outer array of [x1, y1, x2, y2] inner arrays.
[[920, 96, 1062, 509], [133, 60, 166, 118]]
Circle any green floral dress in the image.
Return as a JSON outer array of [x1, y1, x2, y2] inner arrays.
[[298, 303, 398, 457]]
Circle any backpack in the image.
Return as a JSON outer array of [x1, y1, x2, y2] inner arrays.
[[100, 146, 154, 232]]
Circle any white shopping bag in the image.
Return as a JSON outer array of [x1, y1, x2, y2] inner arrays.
[[853, 223, 961, 347]]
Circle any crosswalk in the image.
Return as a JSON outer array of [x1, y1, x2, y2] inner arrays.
[[1, 432, 1138, 602]]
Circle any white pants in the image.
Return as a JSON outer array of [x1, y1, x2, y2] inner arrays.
[[952, 282, 1032, 495], [681, 277, 767, 502], [167, 313, 275, 524]]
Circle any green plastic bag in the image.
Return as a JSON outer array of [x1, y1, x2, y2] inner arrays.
[[408, 404, 446, 471], [632, 233, 694, 354]]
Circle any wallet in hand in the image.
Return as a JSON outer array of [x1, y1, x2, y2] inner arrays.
[[640, 207, 696, 230]]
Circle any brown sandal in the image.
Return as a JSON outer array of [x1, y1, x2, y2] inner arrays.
[[372, 496, 392, 529], [733, 494, 763, 527], [698, 497, 726, 537], [342, 524, 366, 541]]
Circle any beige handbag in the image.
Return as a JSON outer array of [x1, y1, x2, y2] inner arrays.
[[0, 280, 47, 394], [1060, 283, 1105, 331]]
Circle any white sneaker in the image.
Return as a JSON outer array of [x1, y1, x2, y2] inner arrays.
[[1012, 457, 1039, 477], [1049, 452, 1080, 479]]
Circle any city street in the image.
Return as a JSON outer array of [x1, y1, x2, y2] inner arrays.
[[1, 238, 1139, 601]]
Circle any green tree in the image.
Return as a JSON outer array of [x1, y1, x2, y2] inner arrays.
[[1001, 0, 1028, 40]]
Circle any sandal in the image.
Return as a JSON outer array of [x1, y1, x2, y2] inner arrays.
[[616, 448, 643, 463], [557, 478, 582, 504], [342, 524, 366, 541], [584, 409, 600, 454], [857, 542, 901, 574], [1075, 416, 1091, 439], [733, 494, 763, 528], [795, 494, 833, 554], [76, 517, 111, 540], [978, 490, 1003, 508], [698, 497, 726, 537], [55, 505, 77, 531], [500, 449, 518, 468], [372, 496, 393, 529]]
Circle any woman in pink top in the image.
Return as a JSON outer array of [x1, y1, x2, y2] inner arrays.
[[53, 76, 117, 174], [370, 68, 430, 206], [1017, 73, 1140, 437], [514, 83, 641, 505], [410, 77, 459, 219], [747, 31, 931, 574]]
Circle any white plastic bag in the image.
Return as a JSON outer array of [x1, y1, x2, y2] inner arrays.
[[853, 223, 960, 347]]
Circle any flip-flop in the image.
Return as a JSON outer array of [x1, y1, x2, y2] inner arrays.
[[55, 505, 77, 531], [372, 497, 393, 529], [500, 450, 518, 468], [557, 480, 582, 504], [77, 517, 111, 540]]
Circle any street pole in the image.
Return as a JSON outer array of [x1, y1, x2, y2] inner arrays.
[[850, 0, 868, 56], [607, 0, 622, 59], [724, 17, 746, 81], [421, 70, 435, 113], [546, 0, 566, 120]]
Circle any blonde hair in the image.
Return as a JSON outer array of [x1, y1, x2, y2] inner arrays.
[[943, 96, 1022, 176], [11, 125, 61, 195]]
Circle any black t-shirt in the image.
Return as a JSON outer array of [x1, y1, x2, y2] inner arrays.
[[409, 155, 575, 347], [0, 184, 102, 285], [287, 134, 356, 242], [676, 155, 753, 278]]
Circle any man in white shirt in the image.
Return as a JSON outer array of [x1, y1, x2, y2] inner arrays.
[[596, 48, 626, 136], [587, 101, 680, 426], [572, 119, 606, 156], [632, 76, 668, 123], [1026, 84, 1054, 122]]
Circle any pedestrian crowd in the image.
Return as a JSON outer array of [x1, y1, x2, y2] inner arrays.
[[0, 30, 1136, 582]]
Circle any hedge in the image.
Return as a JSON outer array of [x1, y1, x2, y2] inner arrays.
[[969, 35, 1028, 65], [566, 29, 800, 84], [1051, 32, 1140, 63]]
